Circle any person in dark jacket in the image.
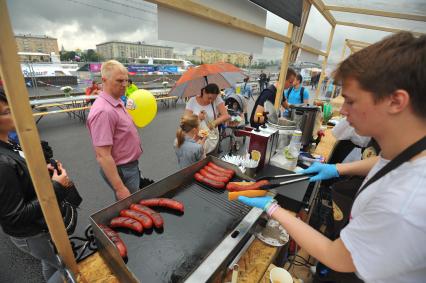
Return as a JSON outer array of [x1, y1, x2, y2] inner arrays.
[[250, 68, 296, 127], [0, 88, 71, 282]]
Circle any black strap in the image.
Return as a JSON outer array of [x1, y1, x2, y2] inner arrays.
[[286, 87, 293, 100], [355, 136, 426, 199], [211, 103, 216, 119]]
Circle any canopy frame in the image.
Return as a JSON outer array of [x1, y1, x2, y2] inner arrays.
[[1, 0, 425, 279]]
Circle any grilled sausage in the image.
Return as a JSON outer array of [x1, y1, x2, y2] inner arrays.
[[194, 172, 226, 189], [207, 162, 235, 177], [110, 216, 143, 233], [203, 165, 233, 179], [139, 198, 184, 213], [130, 204, 164, 228], [199, 168, 229, 183], [120, 209, 153, 229], [99, 224, 127, 258], [226, 180, 270, 191]]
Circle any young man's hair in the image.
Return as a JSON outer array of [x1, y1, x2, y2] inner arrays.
[[0, 88, 7, 103], [286, 68, 297, 80], [296, 74, 303, 83], [334, 32, 426, 119]]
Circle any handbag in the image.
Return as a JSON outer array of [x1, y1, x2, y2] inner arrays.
[[38, 181, 82, 235], [61, 200, 78, 235], [201, 103, 220, 154]]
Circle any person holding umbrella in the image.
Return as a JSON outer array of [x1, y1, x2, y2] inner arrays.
[[184, 83, 230, 154]]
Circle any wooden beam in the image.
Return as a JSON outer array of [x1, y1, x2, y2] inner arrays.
[[340, 42, 348, 62], [275, 24, 294, 109], [346, 39, 371, 48], [294, 42, 327, 57], [325, 5, 426, 22], [348, 45, 367, 51], [290, 0, 312, 62], [0, 0, 81, 279], [336, 21, 424, 37], [316, 25, 335, 99], [146, 0, 291, 43], [332, 41, 348, 97], [348, 45, 358, 54], [308, 0, 336, 26]]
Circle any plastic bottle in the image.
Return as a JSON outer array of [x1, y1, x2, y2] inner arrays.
[[282, 130, 302, 170]]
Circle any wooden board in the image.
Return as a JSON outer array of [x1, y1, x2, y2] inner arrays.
[[78, 253, 119, 283], [221, 238, 280, 283]]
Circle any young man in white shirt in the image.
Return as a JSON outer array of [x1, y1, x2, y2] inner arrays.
[[239, 32, 426, 283]]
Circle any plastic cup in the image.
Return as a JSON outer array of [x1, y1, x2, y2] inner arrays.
[[270, 267, 293, 283]]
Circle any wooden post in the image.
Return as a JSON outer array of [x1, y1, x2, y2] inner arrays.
[[289, 0, 312, 62], [336, 21, 424, 37], [332, 41, 348, 97], [0, 0, 80, 279], [275, 24, 294, 109], [315, 25, 335, 99]]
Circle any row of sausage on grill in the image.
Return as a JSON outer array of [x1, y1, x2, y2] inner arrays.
[[99, 198, 184, 258]]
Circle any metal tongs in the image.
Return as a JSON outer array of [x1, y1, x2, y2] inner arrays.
[[256, 172, 313, 190]]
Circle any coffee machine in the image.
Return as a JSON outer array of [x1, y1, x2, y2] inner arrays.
[[290, 106, 321, 147]]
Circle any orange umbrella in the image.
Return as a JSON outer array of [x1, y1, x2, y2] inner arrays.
[[169, 62, 245, 98]]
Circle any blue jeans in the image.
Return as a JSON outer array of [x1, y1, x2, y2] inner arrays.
[[100, 160, 142, 200], [10, 232, 63, 282]]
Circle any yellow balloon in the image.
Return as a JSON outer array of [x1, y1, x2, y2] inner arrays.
[[126, 89, 157, 127]]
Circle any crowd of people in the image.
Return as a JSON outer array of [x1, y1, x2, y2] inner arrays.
[[0, 32, 425, 282]]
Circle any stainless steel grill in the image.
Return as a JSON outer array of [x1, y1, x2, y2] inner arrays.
[[90, 156, 263, 282]]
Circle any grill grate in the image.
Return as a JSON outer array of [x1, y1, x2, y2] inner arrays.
[[105, 179, 253, 283], [189, 181, 251, 218]]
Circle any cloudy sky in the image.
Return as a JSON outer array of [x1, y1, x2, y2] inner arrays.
[[7, 0, 425, 71]]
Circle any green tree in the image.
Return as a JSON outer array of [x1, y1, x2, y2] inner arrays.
[[60, 51, 76, 61], [86, 49, 100, 62]]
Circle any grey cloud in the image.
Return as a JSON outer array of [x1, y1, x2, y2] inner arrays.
[[6, 0, 424, 65], [8, 0, 157, 48]]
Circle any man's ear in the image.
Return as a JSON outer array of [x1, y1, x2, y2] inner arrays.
[[388, 89, 410, 114]]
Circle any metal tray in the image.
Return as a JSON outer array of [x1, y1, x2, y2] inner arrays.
[[90, 156, 263, 282]]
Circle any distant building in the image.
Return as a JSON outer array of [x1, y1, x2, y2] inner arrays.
[[192, 47, 250, 67], [96, 41, 174, 61], [15, 34, 59, 60]]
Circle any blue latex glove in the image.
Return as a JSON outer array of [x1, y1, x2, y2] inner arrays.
[[238, 196, 274, 211], [300, 162, 339, 182]]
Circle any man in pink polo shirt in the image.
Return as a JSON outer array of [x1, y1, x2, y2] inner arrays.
[[87, 60, 143, 201]]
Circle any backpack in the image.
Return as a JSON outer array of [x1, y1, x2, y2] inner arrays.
[[286, 86, 304, 104]]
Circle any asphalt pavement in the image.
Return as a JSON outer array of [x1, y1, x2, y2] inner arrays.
[[0, 85, 328, 282], [0, 95, 259, 282]]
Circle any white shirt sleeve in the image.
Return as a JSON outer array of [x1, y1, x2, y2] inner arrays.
[[186, 97, 199, 114], [341, 190, 426, 282], [213, 96, 225, 118], [214, 95, 224, 108]]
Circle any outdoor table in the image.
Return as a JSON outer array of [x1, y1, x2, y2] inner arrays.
[[30, 94, 98, 106], [31, 95, 98, 123]]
